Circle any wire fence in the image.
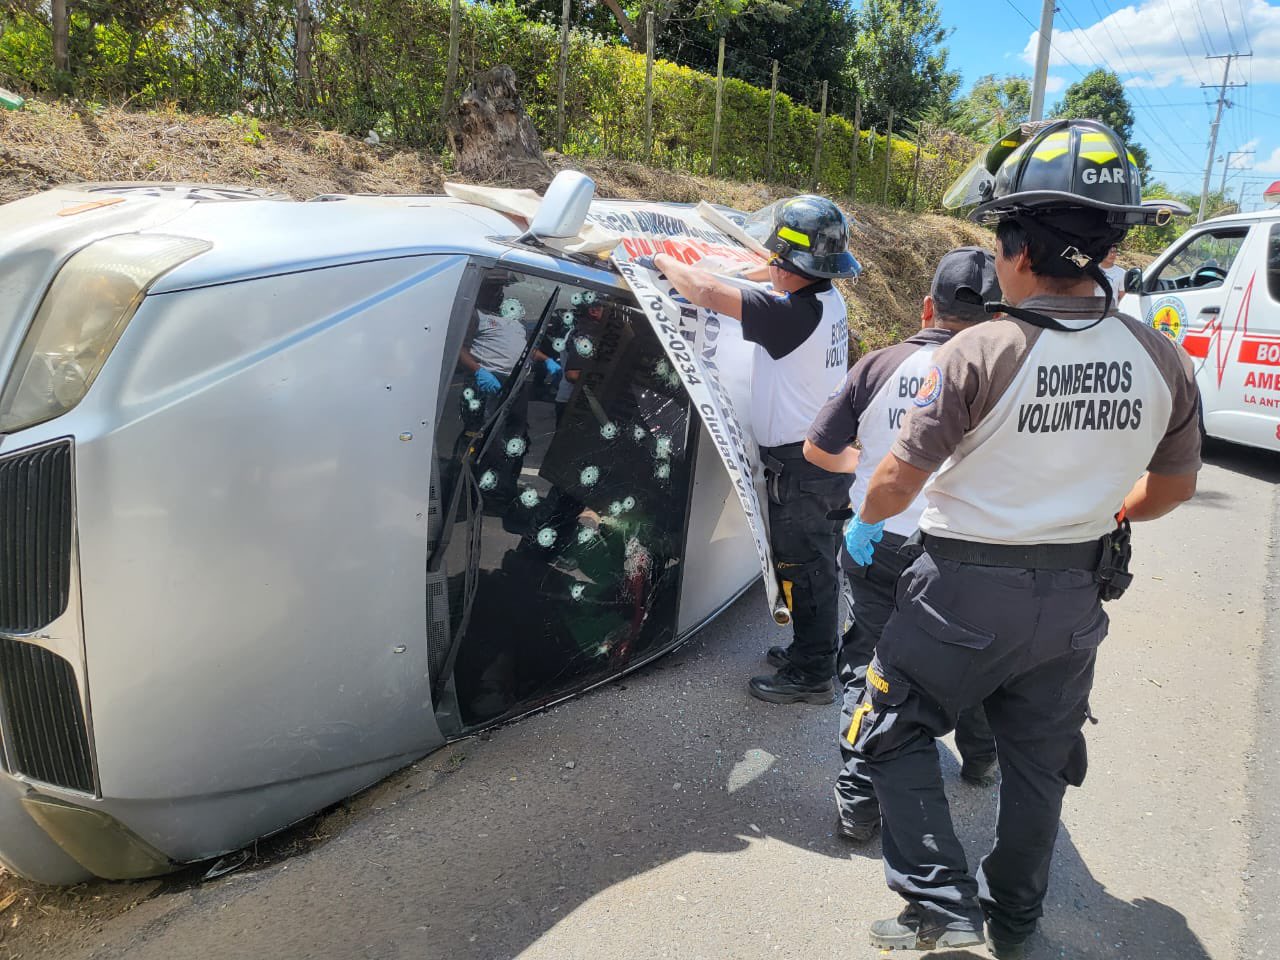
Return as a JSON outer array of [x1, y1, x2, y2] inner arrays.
[[0, 0, 978, 210]]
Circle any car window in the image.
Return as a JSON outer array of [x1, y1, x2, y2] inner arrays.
[[1269, 223, 1280, 303], [1149, 227, 1249, 292], [432, 267, 694, 729]]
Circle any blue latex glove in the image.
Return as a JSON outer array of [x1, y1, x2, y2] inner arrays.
[[543, 356, 562, 378], [633, 255, 660, 273], [844, 511, 885, 567], [475, 367, 502, 395]]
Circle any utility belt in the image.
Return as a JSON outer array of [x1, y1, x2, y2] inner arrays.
[[759, 442, 852, 521], [759, 441, 807, 473], [912, 520, 1133, 600]]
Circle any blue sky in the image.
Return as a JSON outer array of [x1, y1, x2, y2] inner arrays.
[[936, 0, 1280, 211]]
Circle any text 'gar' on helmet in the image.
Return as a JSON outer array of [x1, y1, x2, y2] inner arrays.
[[749, 195, 863, 280], [942, 119, 1190, 228]]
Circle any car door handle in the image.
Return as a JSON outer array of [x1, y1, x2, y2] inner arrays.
[[1198, 306, 1220, 315]]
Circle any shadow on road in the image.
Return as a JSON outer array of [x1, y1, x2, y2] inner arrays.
[[1202, 437, 1280, 483], [63, 589, 1213, 960]]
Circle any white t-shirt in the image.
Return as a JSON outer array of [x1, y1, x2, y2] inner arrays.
[[1096, 264, 1127, 300]]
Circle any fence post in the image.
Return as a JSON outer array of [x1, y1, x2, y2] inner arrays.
[[51, 0, 69, 85], [849, 97, 861, 200], [882, 108, 894, 204], [442, 0, 462, 123], [765, 60, 778, 180], [711, 36, 725, 176], [295, 0, 314, 108], [812, 80, 827, 190], [911, 123, 925, 210], [556, 0, 571, 151], [644, 12, 655, 164]]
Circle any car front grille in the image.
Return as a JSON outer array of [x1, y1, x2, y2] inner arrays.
[[0, 637, 94, 793], [0, 441, 73, 634]]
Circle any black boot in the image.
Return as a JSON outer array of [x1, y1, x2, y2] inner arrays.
[[765, 645, 790, 669], [748, 669, 835, 705], [868, 907, 983, 951], [960, 755, 999, 787]]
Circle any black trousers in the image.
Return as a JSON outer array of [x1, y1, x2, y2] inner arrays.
[[762, 444, 851, 683], [850, 549, 1103, 940], [835, 534, 996, 823]]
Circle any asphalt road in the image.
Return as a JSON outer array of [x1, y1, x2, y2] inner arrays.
[[60, 440, 1279, 960]]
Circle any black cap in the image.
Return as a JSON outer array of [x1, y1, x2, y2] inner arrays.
[[930, 246, 1001, 322]]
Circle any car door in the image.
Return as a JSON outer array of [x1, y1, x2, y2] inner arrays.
[[1135, 223, 1250, 422], [429, 266, 696, 733], [1222, 220, 1280, 450]]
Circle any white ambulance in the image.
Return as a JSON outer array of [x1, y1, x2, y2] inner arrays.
[[1126, 208, 1280, 452]]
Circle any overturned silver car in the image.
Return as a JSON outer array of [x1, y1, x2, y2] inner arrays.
[[0, 177, 763, 884]]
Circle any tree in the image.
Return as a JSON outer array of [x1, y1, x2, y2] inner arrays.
[[846, 0, 953, 126], [657, 0, 856, 107], [950, 73, 1030, 139], [549, 0, 785, 50], [1053, 68, 1149, 179]]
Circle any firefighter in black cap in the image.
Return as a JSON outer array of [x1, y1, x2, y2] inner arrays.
[[639, 195, 861, 704], [843, 120, 1200, 957], [804, 247, 1004, 842]]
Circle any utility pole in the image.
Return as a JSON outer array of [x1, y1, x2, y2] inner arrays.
[[1028, 0, 1056, 121], [1219, 149, 1254, 195], [1198, 53, 1250, 222]]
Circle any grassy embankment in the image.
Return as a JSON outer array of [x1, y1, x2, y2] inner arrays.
[[0, 98, 1006, 353]]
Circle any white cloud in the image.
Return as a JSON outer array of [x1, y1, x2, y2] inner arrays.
[[1256, 147, 1280, 173], [1021, 0, 1280, 87], [1044, 75, 1067, 95]]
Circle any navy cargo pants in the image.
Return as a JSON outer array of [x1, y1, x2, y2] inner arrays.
[[850, 549, 1104, 941], [836, 533, 996, 824], [762, 443, 852, 683]]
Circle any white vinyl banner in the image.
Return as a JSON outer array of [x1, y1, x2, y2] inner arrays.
[[590, 204, 790, 624]]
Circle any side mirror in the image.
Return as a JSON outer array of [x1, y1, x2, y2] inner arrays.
[[1123, 267, 1144, 294], [526, 170, 595, 242]]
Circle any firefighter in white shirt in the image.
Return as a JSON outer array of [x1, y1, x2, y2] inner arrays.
[[842, 120, 1199, 957], [803, 247, 1003, 842], [641, 196, 861, 704]]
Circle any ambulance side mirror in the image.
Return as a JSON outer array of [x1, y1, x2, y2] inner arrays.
[[1123, 267, 1144, 294], [526, 170, 595, 242]]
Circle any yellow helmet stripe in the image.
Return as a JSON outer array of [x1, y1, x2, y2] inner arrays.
[[777, 226, 811, 248], [1031, 132, 1071, 162]]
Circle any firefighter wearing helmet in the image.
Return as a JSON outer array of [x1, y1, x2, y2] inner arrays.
[[842, 119, 1202, 957], [637, 195, 862, 705]]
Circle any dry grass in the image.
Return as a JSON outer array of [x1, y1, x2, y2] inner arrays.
[[1, 98, 1001, 352]]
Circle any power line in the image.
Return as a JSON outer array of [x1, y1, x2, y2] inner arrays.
[[1164, 0, 1209, 84], [1235, 0, 1254, 54], [1001, 0, 1089, 81], [1217, 0, 1240, 53], [1191, 2, 1218, 57], [1062, 1, 1204, 171]]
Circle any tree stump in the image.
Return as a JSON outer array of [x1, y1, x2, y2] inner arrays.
[[447, 65, 551, 185]]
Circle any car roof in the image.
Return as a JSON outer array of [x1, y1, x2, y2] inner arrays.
[[149, 195, 532, 293], [131, 189, 742, 294], [1201, 207, 1280, 227]]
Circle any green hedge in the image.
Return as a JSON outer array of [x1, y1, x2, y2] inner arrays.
[[0, 1, 974, 207]]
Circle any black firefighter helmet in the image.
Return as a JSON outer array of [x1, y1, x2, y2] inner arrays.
[[947, 118, 1190, 228], [758, 195, 862, 280]]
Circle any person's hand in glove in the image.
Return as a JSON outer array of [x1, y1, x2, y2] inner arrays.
[[543, 356, 562, 379], [844, 511, 885, 566], [475, 367, 502, 395], [632, 255, 661, 274]]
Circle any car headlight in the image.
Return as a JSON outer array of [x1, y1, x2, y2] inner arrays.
[[0, 234, 211, 433]]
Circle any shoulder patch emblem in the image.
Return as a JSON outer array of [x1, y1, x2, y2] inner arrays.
[[913, 366, 943, 407]]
